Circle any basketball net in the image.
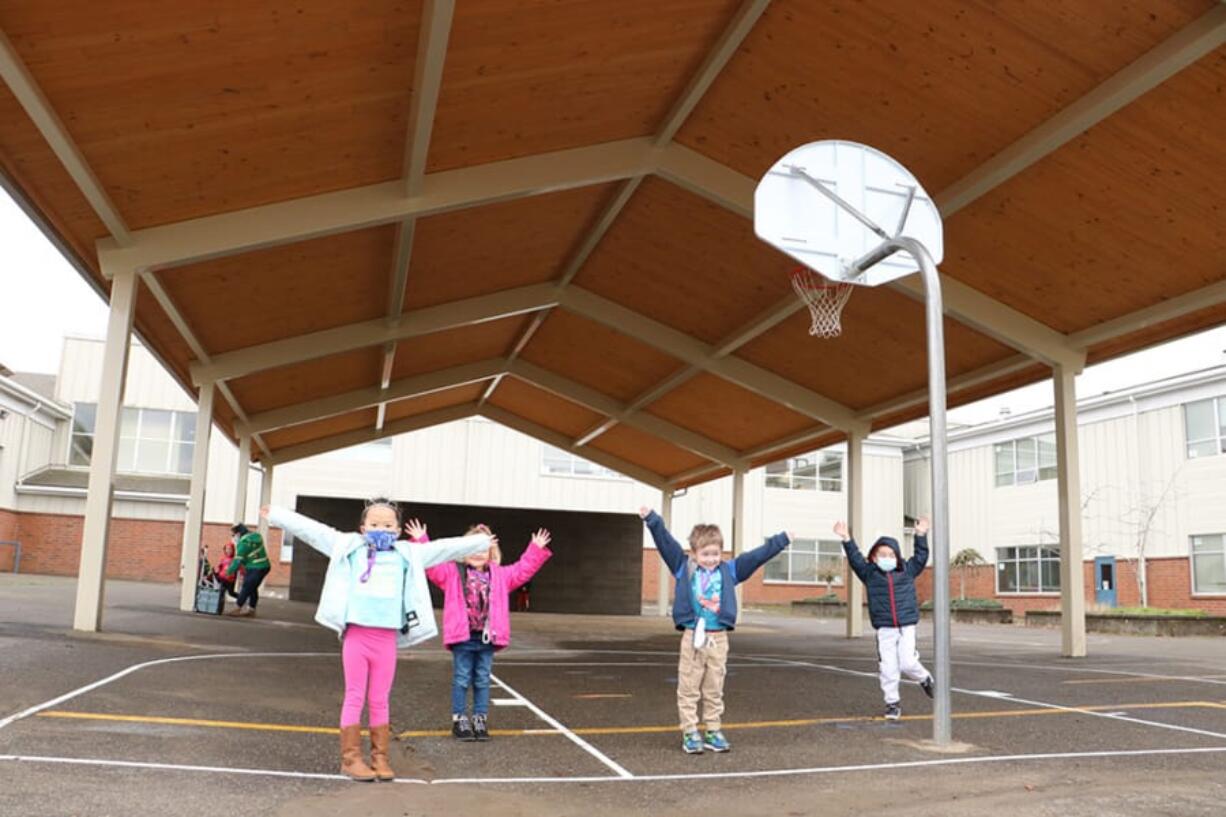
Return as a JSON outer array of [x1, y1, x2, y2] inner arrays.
[[790, 266, 854, 338]]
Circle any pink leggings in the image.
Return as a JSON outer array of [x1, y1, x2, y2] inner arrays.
[[340, 624, 398, 728]]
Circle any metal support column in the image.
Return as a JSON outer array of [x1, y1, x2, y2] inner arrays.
[[234, 431, 251, 524], [845, 429, 866, 638], [732, 467, 746, 616]]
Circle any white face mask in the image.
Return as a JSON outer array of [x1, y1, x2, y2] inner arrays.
[[876, 557, 897, 573]]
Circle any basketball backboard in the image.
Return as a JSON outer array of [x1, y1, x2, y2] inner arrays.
[[754, 140, 943, 287]]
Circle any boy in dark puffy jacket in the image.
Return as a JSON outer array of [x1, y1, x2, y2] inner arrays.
[[836, 517, 934, 721]]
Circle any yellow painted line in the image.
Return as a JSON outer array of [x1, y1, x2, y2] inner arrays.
[[1063, 676, 1210, 685], [37, 700, 1226, 740]]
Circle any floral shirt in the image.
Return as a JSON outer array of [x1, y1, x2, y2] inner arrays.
[[464, 566, 491, 633]]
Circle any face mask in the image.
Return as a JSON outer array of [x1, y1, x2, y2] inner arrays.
[[363, 529, 398, 551], [876, 556, 897, 573]]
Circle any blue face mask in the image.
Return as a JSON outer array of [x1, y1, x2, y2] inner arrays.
[[876, 556, 897, 573], [363, 529, 398, 551]]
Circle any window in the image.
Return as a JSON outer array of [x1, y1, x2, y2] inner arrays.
[[541, 445, 625, 480], [70, 402, 196, 475], [765, 451, 843, 491], [994, 434, 1057, 486], [764, 538, 843, 584], [1183, 397, 1226, 459], [996, 546, 1061, 593], [1191, 534, 1226, 594]]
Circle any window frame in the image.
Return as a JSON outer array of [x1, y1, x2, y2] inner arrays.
[[540, 445, 627, 481], [69, 402, 196, 476], [994, 433, 1058, 487], [763, 537, 845, 586], [1183, 396, 1226, 460], [1190, 533, 1226, 597], [994, 544, 1061, 595], [765, 450, 844, 492]]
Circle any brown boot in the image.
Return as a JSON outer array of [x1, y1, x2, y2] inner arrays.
[[369, 724, 395, 781], [339, 725, 376, 782]]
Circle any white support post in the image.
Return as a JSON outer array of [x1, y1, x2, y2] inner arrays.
[[658, 490, 674, 617], [73, 268, 137, 632], [732, 468, 746, 617], [178, 383, 216, 613], [234, 432, 251, 525], [1054, 364, 1087, 658], [845, 429, 866, 638], [257, 463, 274, 549]]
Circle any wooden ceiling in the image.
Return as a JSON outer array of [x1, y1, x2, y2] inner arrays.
[[1, 0, 1223, 490]]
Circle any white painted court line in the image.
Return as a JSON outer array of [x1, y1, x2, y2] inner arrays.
[[749, 655, 1226, 743], [488, 672, 633, 779], [491, 698, 526, 706], [5, 745, 1226, 785], [0, 651, 334, 731]]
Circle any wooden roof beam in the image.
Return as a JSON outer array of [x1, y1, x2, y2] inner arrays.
[[97, 137, 659, 273], [559, 286, 864, 433], [0, 30, 131, 244], [480, 405, 668, 491], [266, 404, 477, 466], [508, 361, 744, 469], [239, 358, 504, 436], [189, 282, 558, 385]]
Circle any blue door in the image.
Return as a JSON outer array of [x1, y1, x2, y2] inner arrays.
[[1094, 556, 1117, 607]]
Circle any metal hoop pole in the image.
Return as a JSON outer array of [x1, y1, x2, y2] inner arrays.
[[857, 236, 951, 744]]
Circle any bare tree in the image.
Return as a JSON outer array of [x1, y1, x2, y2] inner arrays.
[[1122, 467, 1183, 608], [951, 548, 986, 600]]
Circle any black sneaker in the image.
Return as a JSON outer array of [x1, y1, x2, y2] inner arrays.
[[472, 714, 490, 741], [920, 674, 935, 699], [884, 702, 902, 721], [452, 715, 474, 741]]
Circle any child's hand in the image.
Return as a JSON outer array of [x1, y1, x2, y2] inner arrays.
[[638, 506, 651, 519], [531, 528, 551, 549], [259, 505, 270, 520], [833, 521, 850, 541], [405, 518, 427, 540], [787, 531, 796, 544], [915, 517, 930, 536]]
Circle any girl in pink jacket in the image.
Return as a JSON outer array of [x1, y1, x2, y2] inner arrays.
[[407, 520, 551, 742]]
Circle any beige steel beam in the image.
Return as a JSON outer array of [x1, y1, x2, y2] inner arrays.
[[268, 404, 478, 466]]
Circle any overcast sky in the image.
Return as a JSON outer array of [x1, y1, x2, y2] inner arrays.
[[2, 187, 1223, 427]]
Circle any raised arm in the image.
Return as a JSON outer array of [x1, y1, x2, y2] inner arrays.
[[263, 505, 348, 559], [503, 529, 553, 592], [641, 508, 686, 576], [836, 521, 872, 583], [732, 532, 791, 583], [905, 517, 930, 578], [416, 533, 491, 568]]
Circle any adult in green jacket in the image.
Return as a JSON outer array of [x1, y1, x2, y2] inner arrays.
[[226, 523, 271, 617]]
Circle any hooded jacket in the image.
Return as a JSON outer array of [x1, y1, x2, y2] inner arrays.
[[643, 511, 790, 632], [843, 534, 928, 629], [266, 506, 489, 649], [421, 536, 551, 650]]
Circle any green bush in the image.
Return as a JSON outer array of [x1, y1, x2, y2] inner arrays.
[[921, 598, 1005, 611]]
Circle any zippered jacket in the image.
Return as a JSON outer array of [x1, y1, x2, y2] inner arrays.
[[843, 534, 928, 629], [265, 506, 489, 648], [643, 511, 790, 632]]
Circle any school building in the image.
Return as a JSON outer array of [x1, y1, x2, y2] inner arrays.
[[905, 365, 1226, 615], [0, 336, 906, 607]]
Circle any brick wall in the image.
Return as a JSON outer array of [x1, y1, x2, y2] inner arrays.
[[0, 508, 18, 571], [0, 510, 287, 586], [911, 556, 1226, 616]]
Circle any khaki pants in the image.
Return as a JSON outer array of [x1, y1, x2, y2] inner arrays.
[[676, 629, 729, 734]]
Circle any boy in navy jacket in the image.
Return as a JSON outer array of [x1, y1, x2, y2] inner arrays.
[[837, 517, 935, 720], [641, 507, 791, 754]]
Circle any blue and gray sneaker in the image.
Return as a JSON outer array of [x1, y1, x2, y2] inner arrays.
[[703, 730, 730, 753], [682, 731, 704, 754]]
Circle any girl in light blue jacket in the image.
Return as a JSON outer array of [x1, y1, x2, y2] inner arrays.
[[261, 499, 490, 783]]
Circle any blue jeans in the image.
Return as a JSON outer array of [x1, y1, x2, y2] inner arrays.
[[451, 633, 495, 715]]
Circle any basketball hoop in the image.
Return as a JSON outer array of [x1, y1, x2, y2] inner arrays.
[[790, 267, 853, 338]]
